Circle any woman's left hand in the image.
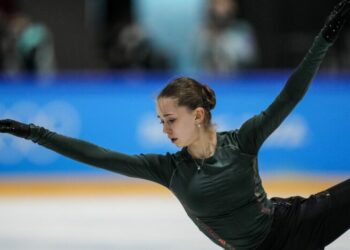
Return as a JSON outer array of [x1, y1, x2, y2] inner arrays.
[[322, 0, 350, 43]]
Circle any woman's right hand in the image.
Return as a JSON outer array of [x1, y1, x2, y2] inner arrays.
[[0, 119, 31, 139]]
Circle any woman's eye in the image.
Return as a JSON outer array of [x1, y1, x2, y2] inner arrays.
[[159, 119, 176, 125]]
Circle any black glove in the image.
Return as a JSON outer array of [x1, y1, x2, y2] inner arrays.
[[0, 119, 31, 139], [322, 0, 350, 43]]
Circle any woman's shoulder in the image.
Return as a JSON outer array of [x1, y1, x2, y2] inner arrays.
[[217, 130, 240, 145]]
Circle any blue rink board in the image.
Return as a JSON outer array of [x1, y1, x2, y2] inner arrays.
[[0, 72, 349, 177]]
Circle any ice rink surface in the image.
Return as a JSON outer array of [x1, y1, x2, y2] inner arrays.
[[0, 195, 349, 250]]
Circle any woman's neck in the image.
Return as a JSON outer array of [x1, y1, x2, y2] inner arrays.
[[187, 127, 217, 159]]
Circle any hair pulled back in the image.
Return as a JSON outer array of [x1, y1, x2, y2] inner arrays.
[[157, 77, 216, 128]]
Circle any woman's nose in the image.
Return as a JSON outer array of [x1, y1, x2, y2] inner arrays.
[[163, 123, 170, 134]]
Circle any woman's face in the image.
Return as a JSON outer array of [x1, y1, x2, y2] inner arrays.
[[157, 97, 199, 147]]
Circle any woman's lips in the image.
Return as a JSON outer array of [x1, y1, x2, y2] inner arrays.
[[171, 138, 178, 143]]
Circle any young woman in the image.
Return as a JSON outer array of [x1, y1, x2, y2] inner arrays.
[[1, 1, 350, 249]]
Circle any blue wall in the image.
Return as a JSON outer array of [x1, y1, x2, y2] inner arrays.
[[0, 72, 349, 177]]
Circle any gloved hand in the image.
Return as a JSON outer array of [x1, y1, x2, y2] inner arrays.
[[322, 0, 350, 43], [0, 119, 31, 139]]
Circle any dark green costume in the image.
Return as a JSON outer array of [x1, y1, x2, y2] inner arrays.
[[27, 35, 331, 249]]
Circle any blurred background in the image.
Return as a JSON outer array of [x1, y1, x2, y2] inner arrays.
[[0, 0, 349, 249]]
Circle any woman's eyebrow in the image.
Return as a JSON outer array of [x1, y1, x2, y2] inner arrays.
[[157, 114, 174, 118]]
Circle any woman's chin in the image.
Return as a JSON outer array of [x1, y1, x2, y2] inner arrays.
[[173, 140, 183, 147]]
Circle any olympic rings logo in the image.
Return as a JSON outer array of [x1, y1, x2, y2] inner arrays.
[[0, 101, 81, 165]]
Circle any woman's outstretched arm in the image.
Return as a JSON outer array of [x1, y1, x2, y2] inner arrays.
[[0, 119, 174, 187], [236, 0, 350, 155]]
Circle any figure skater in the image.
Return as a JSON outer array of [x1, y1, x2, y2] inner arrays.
[[1, 1, 350, 249]]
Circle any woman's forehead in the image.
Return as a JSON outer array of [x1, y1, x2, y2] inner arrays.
[[157, 98, 177, 115], [157, 98, 190, 117], [157, 97, 177, 107]]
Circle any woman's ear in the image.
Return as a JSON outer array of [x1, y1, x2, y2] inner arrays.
[[194, 107, 205, 124]]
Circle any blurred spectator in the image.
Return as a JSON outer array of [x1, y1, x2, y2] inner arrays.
[[193, 0, 258, 73], [0, 1, 55, 75], [104, 21, 171, 70], [0, 18, 5, 70], [0, 0, 13, 70]]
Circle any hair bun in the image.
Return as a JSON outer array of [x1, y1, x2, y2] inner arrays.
[[202, 84, 216, 110]]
